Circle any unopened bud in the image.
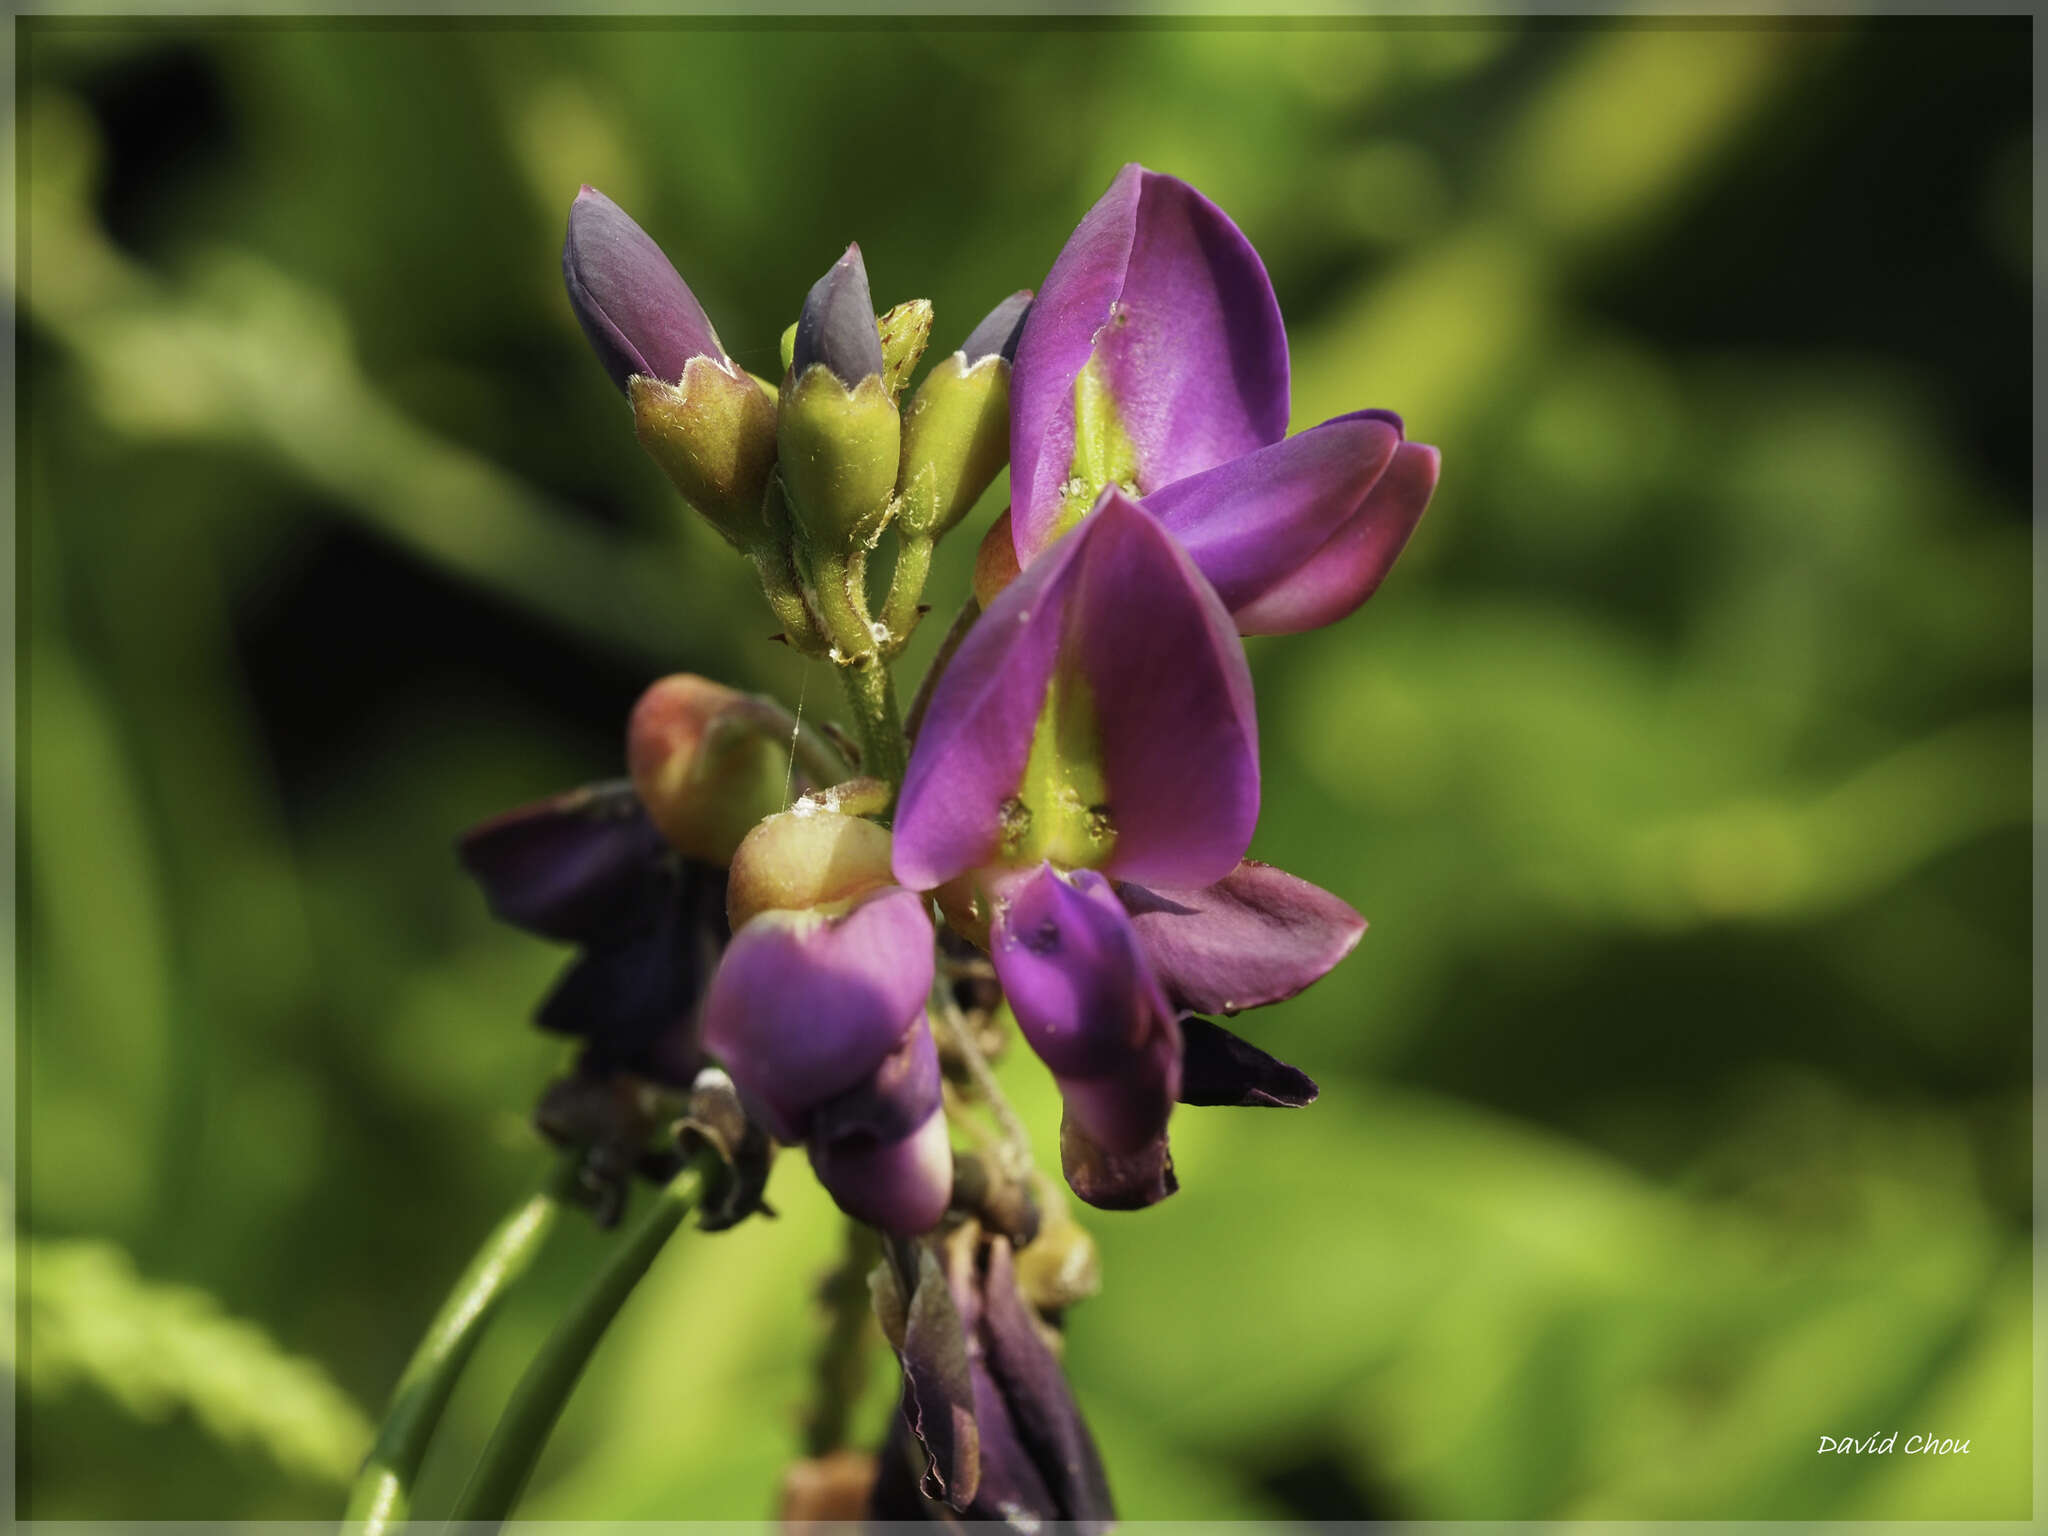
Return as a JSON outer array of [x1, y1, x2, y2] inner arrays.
[[628, 675, 793, 865], [777, 367, 901, 552], [727, 805, 896, 930], [972, 507, 1022, 606], [630, 358, 778, 549], [780, 245, 901, 551]]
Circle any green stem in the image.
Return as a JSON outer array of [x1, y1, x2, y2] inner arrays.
[[801, 1220, 882, 1456], [448, 1153, 719, 1525], [836, 657, 906, 796], [749, 546, 826, 654], [341, 1155, 577, 1536]]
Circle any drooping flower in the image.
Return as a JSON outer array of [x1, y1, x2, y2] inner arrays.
[[894, 491, 1358, 1208], [868, 1228, 1116, 1531], [701, 805, 953, 1234], [458, 675, 818, 1219], [459, 779, 725, 1092], [1006, 163, 1439, 635]]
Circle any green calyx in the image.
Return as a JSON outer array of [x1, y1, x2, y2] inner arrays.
[[630, 357, 780, 549], [777, 366, 902, 553], [1052, 352, 1141, 540], [896, 352, 1011, 540], [877, 299, 934, 397], [1003, 669, 1117, 870]]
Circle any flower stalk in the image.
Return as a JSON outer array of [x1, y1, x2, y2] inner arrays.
[[342, 1153, 580, 1536], [448, 1149, 723, 1525]]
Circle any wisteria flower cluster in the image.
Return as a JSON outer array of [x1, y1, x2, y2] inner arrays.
[[426, 164, 1436, 1527]]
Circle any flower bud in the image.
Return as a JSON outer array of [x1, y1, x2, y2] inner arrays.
[[779, 245, 902, 551], [972, 507, 1021, 607], [895, 291, 1030, 540], [726, 803, 897, 930], [627, 675, 796, 866], [629, 361, 778, 550], [562, 186, 723, 394]]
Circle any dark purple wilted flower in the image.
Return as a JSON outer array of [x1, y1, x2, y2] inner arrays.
[[869, 1230, 1115, 1531], [1007, 163, 1439, 635], [893, 492, 1359, 1209], [702, 813, 953, 1235], [459, 780, 726, 1091]]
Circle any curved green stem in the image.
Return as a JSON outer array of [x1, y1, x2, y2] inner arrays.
[[448, 1152, 719, 1525], [341, 1154, 577, 1536]]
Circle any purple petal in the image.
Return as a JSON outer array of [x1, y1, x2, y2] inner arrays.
[[809, 1103, 953, 1235], [456, 780, 665, 944], [1228, 440, 1439, 636], [894, 490, 1259, 892], [990, 867, 1175, 1086], [895, 1241, 982, 1508], [793, 242, 885, 384], [1116, 859, 1366, 1015], [536, 858, 728, 1087], [975, 1237, 1116, 1526], [700, 886, 935, 1142], [806, 1020, 953, 1234], [1011, 165, 1290, 562], [1143, 410, 1406, 630], [1178, 1016, 1318, 1108], [989, 866, 1183, 1209], [563, 187, 722, 393], [959, 289, 1034, 366]]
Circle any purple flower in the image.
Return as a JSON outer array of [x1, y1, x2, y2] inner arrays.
[[563, 186, 726, 393], [869, 1232, 1116, 1530], [458, 780, 726, 1090], [893, 493, 1357, 1208], [702, 879, 952, 1235], [1008, 164, 1439, 635]]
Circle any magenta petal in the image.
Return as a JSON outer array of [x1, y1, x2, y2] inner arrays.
[[1144, 410, 1404, 628], [1117, 859, 1366, 1015], [891, 529, 1072, 891], [991, 866, 1182, 1170], [700, 886, 934, 1143], [807, 1020, 952, 1234], [894, 490, 1259, 892], [563, 187, 723, 393], [1227, 439, 1440, 636], [809, 1102, 953, 1235], [1011, 165, 1290, 562]]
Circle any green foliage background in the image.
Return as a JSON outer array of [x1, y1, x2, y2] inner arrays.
[[16, 17, 2031, 1521]]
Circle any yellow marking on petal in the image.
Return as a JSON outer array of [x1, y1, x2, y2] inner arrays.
[[1054, 351, 1141, 541], [1005, 669, 1117, 870]]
